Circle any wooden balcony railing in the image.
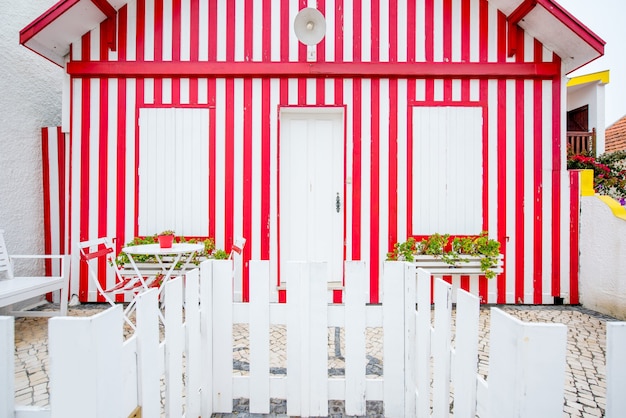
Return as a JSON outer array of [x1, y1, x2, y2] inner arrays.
[[567, 128, 596, 156]]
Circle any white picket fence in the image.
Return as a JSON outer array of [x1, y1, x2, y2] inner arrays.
[[3, 260, 626, 417]]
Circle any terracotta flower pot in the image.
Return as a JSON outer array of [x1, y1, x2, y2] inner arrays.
[[158, 235, 174, 248]]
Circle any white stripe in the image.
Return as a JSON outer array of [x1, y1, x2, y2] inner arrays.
[[235, 0, 244, 61], [289, 1, 298, 61], [433, 0, 443, 62], [180, 78, 190, 104], [71, 79, 83, 298], [126, 0, 137, 61], [306, 78, 316, 104], [216, 0, 226, 61], [47, 129, 61, 257], [198, 0, 208, 61], [144, 78, 155, 104], [162, 0, 172, 61], [251, 79, 263, 260], [271, 1, 281, 62], [125, 79, 137, 244], [523, 78, 534, 303], [343, 0, 353, 62], [379, 1, 389, 62], [198, 78, 208, 104], [144, 0, 155, 61], [344, 78, 353, 260], [162, 78, 172, 104], [360, 79, 372, 288], [252, 0, 263, 61], [451, 0, 461, 62], [233, 79, 245, 239], [505, 79, 516, 304], [215, 79, 226, 247], [396, 79, 408, 240], [487, 80, 499, 302], [325, 0, 336, 62], [542, 80, 554, 304], [378, 79, 390, 291], [180, 0, 191, 61], [470, 0, 480, 62], [415, 0, 425, 61], [361, 0, 371, 62], [397, 0, 407, 62]]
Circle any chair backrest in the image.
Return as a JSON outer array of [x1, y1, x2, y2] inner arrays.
[[229, 236, 247, 260], [0, 229, 14, 279]]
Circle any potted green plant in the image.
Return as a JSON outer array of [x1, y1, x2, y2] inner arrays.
[[157, 230, 175, 248]]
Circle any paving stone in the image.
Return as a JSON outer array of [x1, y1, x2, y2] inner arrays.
[[10, 303, 616, 417]]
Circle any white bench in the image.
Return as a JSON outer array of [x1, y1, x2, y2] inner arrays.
[[412, 254, 504, 276], [0, 229, 69, 317]]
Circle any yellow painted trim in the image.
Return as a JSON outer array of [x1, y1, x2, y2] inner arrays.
[[567, 70, 610, 87], [580, 169, 595, 197], [597, 196, 626, 221]]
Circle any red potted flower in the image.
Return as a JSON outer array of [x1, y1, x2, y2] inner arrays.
[[157, 230, 175, 248]]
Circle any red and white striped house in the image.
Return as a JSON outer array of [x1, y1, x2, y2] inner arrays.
[[21, 0, 604, 304]]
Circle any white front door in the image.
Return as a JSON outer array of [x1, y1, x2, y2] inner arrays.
[[279, 108, 344, 282]]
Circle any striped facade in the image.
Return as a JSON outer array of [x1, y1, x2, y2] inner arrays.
[[42, 0, 584, 304]]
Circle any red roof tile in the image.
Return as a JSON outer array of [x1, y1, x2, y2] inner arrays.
[[606, 115, 626, 152]]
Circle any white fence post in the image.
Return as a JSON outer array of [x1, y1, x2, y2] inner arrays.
[[212, 259, 235, 412], [48, 305, 124, 418], [199, 260, 214, 415], [453, 289, 480, 417], [135, 288, 161, 417], [164, 276, 184, 417], [383, 261, 410, 417], [185, 268, 202, 417], [1, 316, 14, 418], [432, 278, 453, 418], [344, 261, 367, 416], [286, 261, 328, 417], [606, 322, 626, 417], [249, 260, 271, 414], [415, 267, 432, 418], [488, 308, 567, 418]]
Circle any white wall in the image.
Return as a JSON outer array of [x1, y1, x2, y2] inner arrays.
[[579, 197, 626, 319], [0, 1, 63, 274], [567, 82, 606, 155]]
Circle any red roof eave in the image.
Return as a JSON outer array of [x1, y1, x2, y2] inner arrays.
[[19, 0, 81, 45], [539, 0, 605, 55]]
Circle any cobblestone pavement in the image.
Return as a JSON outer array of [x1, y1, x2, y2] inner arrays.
[[11, 303, 619, 417]]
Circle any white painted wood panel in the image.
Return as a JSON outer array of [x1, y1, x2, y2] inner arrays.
[[138, 108, 209, 236], [412, 106, 483, 235]]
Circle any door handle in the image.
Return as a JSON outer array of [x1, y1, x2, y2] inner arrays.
[[336, 193, 341, 213]]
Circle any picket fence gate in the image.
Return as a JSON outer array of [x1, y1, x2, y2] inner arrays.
[[3, 260, 626, 417]]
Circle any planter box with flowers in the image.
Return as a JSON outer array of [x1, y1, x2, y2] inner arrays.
[[387, 232, 504, 278]]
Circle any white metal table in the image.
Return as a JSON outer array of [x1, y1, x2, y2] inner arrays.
[[122, 242, 204, 296]]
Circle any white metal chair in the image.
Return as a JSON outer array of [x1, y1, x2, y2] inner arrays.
[[78, 237, 149, 329]]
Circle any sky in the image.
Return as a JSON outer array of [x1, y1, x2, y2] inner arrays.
[[557, 0, 626, 126]]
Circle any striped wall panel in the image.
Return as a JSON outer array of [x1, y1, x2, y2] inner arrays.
[[59, 0, 581, 304], [41, 127, 71, 292]]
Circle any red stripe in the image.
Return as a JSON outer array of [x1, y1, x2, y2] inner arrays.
[[242, 78, 253, 302], [154, 0, 163, 103], [352, 79, 362, 260], [460, 275, 470, 292], [353, 0, 361, 62], [173, 0, 181, 61], [225, 79, 235, 251], [98, 23, 109, 303], [262, 0, 271, 61], [208, 0, 216, 61], [388, 80, 398, 251], [335, 0, 343, 62], [443, 0, 452, 100], [280, 0, 289, 61], [56, 127, 67, 256], [208, 84, 216, 239], [551, 53, 562, 297], [42, 128, 52, 276], [261, 79, 271, 259], [569, 171, 580, 304], [370, 79, 380, 304], [79, 33, 91, 301], [496, 11, 507, 304], [533, 39, 543, 304], [190, 0, 199, 62], [514, 26, 525, 304], [298, 0, 306, 61], [116, 8, 127, 264], [461, 0, 471, 101]]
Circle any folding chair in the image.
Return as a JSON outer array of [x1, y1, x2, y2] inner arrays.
[[78, 237, 147, 329], [229, 236, 247, 260]]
